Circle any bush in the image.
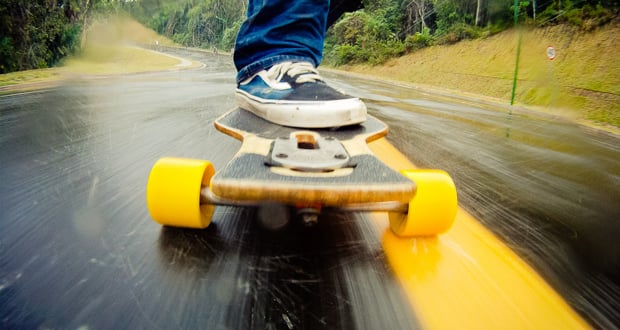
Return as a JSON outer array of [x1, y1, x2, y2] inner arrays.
[[54, 23, 81, 62], [539, 3, 616, 30], [325, 9, 407, 66], [435, 23, 482, 45], [220, 20, 242, 50], [0, 2, 84, 73], [0, 37, 16, 73], [369, 39, 406, 64], [172, 33, 190, 46], [576, 4, 615, 31], [404, 28, 433, 52], [333, 44, 369, 65]]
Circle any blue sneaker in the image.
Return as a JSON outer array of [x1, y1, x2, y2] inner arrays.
[[236, 61, 367, 128]]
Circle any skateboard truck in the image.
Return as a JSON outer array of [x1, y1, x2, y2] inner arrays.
[[200, 187, 408, 214], [265, 131, 354, 172], [199, 187, 408, 227]]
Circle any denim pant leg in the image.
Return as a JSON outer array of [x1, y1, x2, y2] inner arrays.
[[234, 0, 329, 83]]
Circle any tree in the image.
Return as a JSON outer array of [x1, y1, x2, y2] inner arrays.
[[0, 0, 91, 73], [128, 0, 246, 49], [475, 0, 483, 26], [402, 0, 435, 35]]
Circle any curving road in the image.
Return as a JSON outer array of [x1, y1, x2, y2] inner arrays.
[[1, 49, 618, 328]]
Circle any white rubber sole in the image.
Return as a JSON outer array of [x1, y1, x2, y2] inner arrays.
[[235, 90, 367, 128]]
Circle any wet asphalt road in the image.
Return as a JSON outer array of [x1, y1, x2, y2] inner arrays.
[[1, 49, 619, 328]]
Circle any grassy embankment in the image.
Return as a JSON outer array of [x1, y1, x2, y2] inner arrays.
[[0, 17, 195, 92], [340, 22, 619, 131]]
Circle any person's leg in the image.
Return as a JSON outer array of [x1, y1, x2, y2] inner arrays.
[[233, 0, 367, 128], [234, 0, 364, 81], [234, 0, 328, 82]]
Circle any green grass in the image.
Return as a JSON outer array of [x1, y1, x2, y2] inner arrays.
[[61, 45, 182, 75], [0, 69, 62, 87], [339, 22, 620, 130]]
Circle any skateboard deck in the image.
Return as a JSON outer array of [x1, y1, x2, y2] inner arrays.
[[146, 108, 458, 237], [211, 108, 415, 206]]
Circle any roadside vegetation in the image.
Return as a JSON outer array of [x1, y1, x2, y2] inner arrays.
[[323, 0, 617, 66], [1, 0, 106, 73], [0, 17, 189, 91], [339, 21, 619, 129]]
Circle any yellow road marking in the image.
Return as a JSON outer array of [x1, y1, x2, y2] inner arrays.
[[369, 138, 589, 329]]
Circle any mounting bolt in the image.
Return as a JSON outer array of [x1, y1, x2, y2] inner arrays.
[[298, 208, 320, 227], [302, 213, 318, 227]]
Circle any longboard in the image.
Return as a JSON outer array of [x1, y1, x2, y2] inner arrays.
[[146, 108, 458, 236], [211, 108, 415, 206]]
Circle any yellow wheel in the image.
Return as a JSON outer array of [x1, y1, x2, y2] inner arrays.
[[389, 169, 457, 237], [146, 157, 215, 228]]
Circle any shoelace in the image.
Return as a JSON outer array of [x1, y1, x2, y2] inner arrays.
[[266, 62, 323, 85]]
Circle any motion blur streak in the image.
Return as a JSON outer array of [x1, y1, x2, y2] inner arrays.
[[2, 48, 615, 328], [369, 138, 589, 329]]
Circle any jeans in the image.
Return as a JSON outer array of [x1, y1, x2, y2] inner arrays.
[[233, 0, 362, 83]]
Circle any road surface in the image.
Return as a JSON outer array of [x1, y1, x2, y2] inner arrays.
[[1, 49, 618, 328]]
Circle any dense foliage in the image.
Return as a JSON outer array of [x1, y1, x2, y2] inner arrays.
[[324, 0, 618, 65], [1, 0, 76, 73], [126, 0, 246, 51], [1, 0, 617, 73], [0, 0, 122, 73]]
